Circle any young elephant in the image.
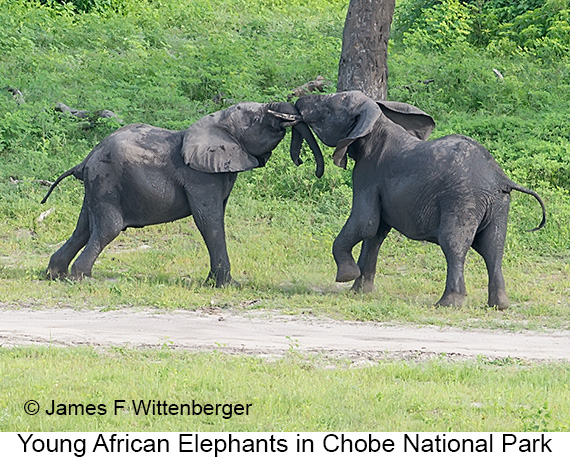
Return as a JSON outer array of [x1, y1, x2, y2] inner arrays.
[[295, 90, 546, 309], [42, 101, 323, 286]]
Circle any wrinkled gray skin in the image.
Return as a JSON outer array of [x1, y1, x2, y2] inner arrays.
[[42, 101, 323, 286], [296, 91, 546, 309]]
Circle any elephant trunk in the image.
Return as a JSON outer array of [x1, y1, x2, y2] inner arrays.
[[267, 102, 324, 178], [290, 123, 303, 166], [290, 122, 324, 178]]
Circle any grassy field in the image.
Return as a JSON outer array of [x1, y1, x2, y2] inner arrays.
[[2, 347, 570, 432], [1, 0, 570, 432], [1, 190, 569, 332]]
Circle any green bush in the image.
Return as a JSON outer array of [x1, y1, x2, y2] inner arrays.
[[398, 0, 475, 51], [36, 0, 136, 14], [394, 0, 570, 60]]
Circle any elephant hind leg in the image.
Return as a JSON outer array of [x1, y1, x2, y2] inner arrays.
[[69, 203, 125, 279], [47, 199, 91, 279], [436, 213, 479, 308], [472, 195, 510, 310]]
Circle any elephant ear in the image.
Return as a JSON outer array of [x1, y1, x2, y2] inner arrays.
[[180, 111, 259, 173], [377, 100, 435, 140], [332, 98, 382, 169]]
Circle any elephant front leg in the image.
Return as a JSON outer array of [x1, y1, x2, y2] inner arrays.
[[205, 264, 231, 287], [198, 224, 232, 287], [351, 221, 391, 293], [186, 175, 237, 288], [333, 228, 362, 283], [333, 189, 381, 283], [191, 202, 232, 288], [204, 237, 232, 288]]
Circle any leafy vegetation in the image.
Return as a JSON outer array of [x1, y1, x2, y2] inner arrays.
[[394, 0, 570, 58], [0, 0, 569, 431]]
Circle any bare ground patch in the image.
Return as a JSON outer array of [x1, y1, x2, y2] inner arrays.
[[1, 306, 570, 363]]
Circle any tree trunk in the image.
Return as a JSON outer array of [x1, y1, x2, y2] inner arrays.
[[337, 0, 395, 101]]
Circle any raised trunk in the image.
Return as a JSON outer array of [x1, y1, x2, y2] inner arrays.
[[337, 0, 395, 101]]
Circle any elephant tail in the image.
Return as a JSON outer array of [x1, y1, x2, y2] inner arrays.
[[509, 183, 547, 232], [40, 165, 82, 204]]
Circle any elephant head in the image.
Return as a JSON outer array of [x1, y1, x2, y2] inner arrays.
[[295, 90, 435, 169], [180, 101, 324, 177]]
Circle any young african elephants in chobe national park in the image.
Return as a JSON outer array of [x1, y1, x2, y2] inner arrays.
[[42, 101, 323, 287], [296, 90, 546, 310]]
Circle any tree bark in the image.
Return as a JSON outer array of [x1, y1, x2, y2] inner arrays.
[[337, 0, 395, 101]]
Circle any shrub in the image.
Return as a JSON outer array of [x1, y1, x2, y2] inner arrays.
[[394, 0, 570, 59], [397, 0, 475, 51]]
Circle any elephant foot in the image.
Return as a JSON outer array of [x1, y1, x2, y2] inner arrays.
[[68, 273, 90, 281], [350, 276, 375, 293], [435, 292, 466, 308], [335, 262, 361, 283], [488, 290, 509, 310], [218, 278, 241, 288], [69, 267, 91, 281], [204, 271, 233, 288], [46, 268, 67, 280]]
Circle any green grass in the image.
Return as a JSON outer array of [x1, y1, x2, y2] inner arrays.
[[1, 0, 570, 433], [1, 185, 569, 331], [2, 346, 570, 432]]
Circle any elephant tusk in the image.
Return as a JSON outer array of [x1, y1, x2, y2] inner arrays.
[[268, 110, 302, 124]]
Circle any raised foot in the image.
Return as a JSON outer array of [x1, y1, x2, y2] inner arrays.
[[335, 262, 361, 283], [435, 292, 466, 308]]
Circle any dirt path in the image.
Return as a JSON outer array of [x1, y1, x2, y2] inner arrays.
[[1, 307, 570, 362]]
